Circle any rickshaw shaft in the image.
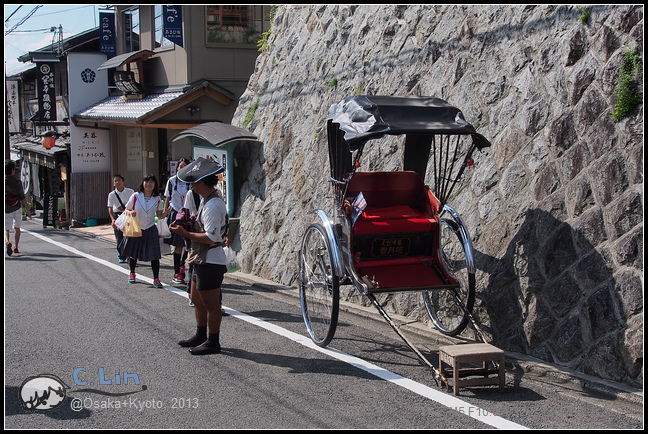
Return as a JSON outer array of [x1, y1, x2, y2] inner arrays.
[[366, 293, 448, 390]]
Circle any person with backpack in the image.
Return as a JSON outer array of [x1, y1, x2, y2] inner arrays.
[[5, 160, 31, 256], [163, 158, 191, 284], [170, 158, 229, 355]]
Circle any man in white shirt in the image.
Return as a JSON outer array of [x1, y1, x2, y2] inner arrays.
[[107, 174, 134, 263]]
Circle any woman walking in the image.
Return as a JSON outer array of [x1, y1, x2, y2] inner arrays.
[[121, 174, 165, 288]]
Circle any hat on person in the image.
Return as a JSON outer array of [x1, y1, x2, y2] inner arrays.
[[177, 157, 225, 183]]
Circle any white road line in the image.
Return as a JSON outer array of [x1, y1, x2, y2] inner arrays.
[[24, 229, 528, 429]]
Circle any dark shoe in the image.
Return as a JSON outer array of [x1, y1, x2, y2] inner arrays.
[[12, 247, 20, 254], [189, 341, 221, 355], [6, 242, 12, 256], [178, 327, 207, 347]]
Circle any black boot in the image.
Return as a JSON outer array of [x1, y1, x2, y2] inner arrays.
[[178, 326, 207, 347], [189, 333, 221, 355]]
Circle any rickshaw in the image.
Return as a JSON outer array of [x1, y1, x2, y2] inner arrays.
[[298, 96, 491, 387]]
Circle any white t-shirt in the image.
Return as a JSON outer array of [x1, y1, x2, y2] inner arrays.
[[164, 176, 190, 212], [107, 187, 134, 213], [125, 192, 164, 230], [198, 193, 228, 265]]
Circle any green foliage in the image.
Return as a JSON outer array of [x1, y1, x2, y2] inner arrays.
[[326, 78, 339, 92], [579, 7, 591, 24], [258, 6, 278, 52], [612, 50, 642, 122], [244, 99, 260, 129]]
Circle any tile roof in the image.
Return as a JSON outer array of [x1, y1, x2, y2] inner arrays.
[[73, 92, 185, 123]]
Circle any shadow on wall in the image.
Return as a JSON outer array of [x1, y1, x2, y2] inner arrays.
[[474, 208, 642, 385]]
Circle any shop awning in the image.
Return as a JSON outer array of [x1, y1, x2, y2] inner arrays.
[[12, 138, 68, 170], [172, 122, 257, 148], [97, 49, 155, 70], [72, 80, 235, 127]]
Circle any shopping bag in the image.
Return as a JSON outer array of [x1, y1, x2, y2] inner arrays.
[[123, 215, 142, 237], [157, 216, 171, 238], [224, 247, 241, 273], [114, 212, 128, 231]]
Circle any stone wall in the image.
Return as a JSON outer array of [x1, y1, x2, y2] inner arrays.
[[229, 5, 643, 387]]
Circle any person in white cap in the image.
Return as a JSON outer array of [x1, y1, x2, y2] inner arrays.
[[170, 157, 229, 355]]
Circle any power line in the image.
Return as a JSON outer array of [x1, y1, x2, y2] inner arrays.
[[5, 5, 22, 23], [5, 5, 42, 36]]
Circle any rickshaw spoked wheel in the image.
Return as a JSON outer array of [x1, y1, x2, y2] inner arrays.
[[423, 218, 476, 336], [299, 223, 340, 347]]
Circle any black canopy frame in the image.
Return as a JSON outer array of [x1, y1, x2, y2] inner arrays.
[[326, 95, 491, 209]]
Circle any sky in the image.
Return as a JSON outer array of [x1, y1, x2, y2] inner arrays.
[[4, 4, 102, 75]]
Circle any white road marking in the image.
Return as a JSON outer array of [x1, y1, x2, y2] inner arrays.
[[24, 229, 528, 429]]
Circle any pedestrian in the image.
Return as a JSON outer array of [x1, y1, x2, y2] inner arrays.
[[107, 174, 134, 263], [120, 174, 165, 288], [163, 158, 191, 285], [170, 158, 229, 355], [5, 160, 32, 256]]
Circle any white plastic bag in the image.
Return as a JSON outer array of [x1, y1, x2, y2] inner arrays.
[[157, 217, 171, 238], [114, 212, 128, 231], [224, 247, 241, 273]]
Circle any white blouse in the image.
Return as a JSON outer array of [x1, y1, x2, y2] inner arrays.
[[125, 192, 164, 230]]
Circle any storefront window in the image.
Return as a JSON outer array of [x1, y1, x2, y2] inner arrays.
[[205, 5, 271, 46], [154, 5, 174, 49]]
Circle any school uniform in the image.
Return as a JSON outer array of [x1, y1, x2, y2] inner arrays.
[[107, 186, 134, 261], [120, 192, 164, 262]]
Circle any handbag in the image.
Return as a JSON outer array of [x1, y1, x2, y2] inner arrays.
[[157, 216, 171, 238], [114, 212, 128, 231], [123, 214, 142, 237], [224, 247, 241, 273]]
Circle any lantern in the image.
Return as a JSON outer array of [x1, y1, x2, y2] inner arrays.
[[41, 135, 55, 149], [41, 131, 56, 149]]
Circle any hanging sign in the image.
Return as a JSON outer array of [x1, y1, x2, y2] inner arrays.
[[163, 6, 183, 47], [99, 11, 116, 58], [37, 62, 56, 122], [6, 80, 20, 133]]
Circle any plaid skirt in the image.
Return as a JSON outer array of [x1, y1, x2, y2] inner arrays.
[[120, 226, 162, 262]]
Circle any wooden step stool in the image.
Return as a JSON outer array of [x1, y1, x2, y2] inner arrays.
[[439, 343, 505, 396]]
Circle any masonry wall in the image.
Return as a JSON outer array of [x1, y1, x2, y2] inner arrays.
[[229, 5, 643, 387]]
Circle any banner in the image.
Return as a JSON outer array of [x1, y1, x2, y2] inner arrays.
[[37, 62, 56, 122], [99, 11, 116, 58], [6, 80, 20, 133], [163, 6, 183, 47]]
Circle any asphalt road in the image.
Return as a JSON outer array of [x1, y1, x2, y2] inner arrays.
[[4, 221, 643, 429]]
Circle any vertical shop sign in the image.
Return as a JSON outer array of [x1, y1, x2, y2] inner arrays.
[[163, 5, 183, 47], [37, 62, 56, 122], [6, 80, 20, 133], [126, 128, 143, 172], [99, 11, 116, 58]]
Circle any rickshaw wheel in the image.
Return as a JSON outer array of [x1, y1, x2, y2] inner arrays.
[[299, 223, 340, 347], [423, 218, 475, 336]]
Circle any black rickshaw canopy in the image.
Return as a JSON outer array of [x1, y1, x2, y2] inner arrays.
[[326, 95, 491, 206], [327, 95, 490, 151]]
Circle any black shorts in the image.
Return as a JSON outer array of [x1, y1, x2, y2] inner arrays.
[[192, 263, 227, 291]]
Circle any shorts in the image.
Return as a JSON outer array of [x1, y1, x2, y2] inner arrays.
[[5, 209, 23, 231], [192, 263, 227, 291]]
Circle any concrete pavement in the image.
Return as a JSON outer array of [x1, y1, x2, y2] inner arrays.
[[67, 220, 643, 405]]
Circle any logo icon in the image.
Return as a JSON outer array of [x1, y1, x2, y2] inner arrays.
[[19, 374, 70, 411], [81, 68, 96, 83]]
